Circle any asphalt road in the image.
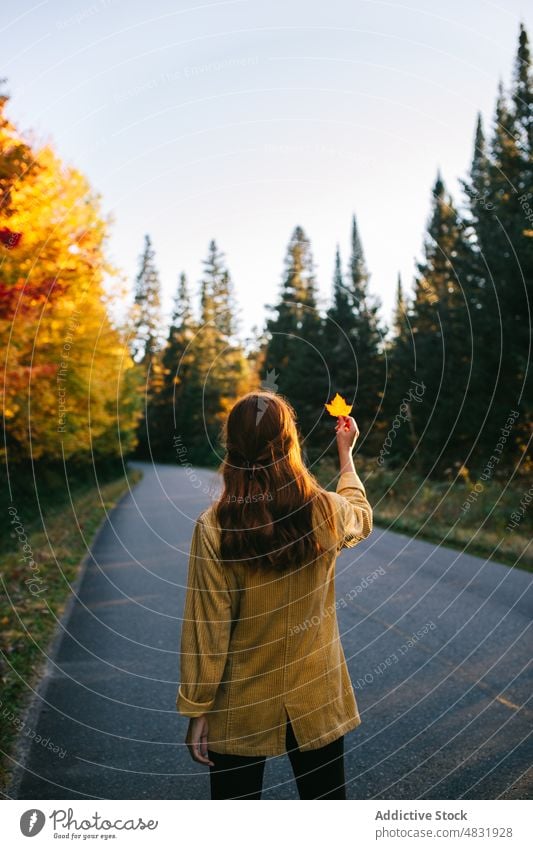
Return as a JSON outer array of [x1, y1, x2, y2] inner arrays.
[[12, 461, 533, 800]]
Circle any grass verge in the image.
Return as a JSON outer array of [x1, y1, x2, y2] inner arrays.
[[0, 464, 143, 794], [314, 457, 532, 572]]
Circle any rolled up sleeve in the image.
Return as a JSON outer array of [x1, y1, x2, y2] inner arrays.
[[176, 518, 233, 717], [335, 470, 373, 549]]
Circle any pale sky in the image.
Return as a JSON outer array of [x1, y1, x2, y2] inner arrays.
[[3, 0, 531, 341]]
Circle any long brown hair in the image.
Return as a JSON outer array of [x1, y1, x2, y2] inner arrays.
[[215, 391, 337, 572]]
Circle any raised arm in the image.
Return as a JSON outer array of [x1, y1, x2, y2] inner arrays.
[[334, 415, 373, 549]]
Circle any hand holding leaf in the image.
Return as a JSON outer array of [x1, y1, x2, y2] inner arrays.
[[325, 394, 358, 444]]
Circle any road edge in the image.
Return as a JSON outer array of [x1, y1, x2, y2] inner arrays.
[[5, 466, 143, 800]]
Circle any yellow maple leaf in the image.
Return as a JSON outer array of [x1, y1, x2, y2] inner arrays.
[[324, 393, 353, 417]]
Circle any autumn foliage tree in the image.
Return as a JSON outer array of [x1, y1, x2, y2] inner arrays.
[[0, 82, 142, 472]]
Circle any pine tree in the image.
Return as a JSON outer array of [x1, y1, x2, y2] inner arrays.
[[512, 22, 533, 160], [509, 24, 533, 405], [511, 23, 533, 463], [382, 274, 418, 466], [132, 234, 163, 365], [131, 234, 164, 458], [171, 271, 193, 331], [200, 239, 239, 339], [487, 30, 533, 466], [462, 114, 491, 229], [331, 245, 349, 318], [487, 79, 530, 351], [408, 173, 478, 475], [149, 272, 196, 459], [393, 274, 409, 337], [460, 28, 533, 472], [325, 215, 386, 455], [459, 112, 512, 471], [266, 225, 320, 334], [390, 273, 415, 390], [263, 226, 325, 460], [172, 242, 251, 464]]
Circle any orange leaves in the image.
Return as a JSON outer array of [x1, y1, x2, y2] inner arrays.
[[324, 393, 353, 417]]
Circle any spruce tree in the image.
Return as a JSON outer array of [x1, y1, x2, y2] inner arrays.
[[487, 80, 528, 352], [460, 28, 533, 471], [131, 234, 164, 458], [393, 273, 407, 337], [512, 22, 533, 161], [509, 22, 533, 431], [132, 234, 163, 364], [263, 225, 325, 461], [149, 272, 196, 459], [384, 274, 418, 465], [325, 215, 386, 455], [459, 113, 511, 471], [331, 245, 349, 318], [172, 271, 193, 330], [182, 241, 251, 464], [409, 173, 477, 475], [200, 239, 239, 339]]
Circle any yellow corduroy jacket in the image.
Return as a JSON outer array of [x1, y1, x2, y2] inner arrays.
[[176, 469, 373, 756]]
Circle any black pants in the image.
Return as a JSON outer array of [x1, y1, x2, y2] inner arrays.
[[208, 716, 346, 799]]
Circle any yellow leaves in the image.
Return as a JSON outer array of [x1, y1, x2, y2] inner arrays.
[[0, 104, 144, 464], [325, 393, 353, 417]]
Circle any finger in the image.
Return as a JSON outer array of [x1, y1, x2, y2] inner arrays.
[[186, 743, 198, 763], [193, 743, 214, 766]]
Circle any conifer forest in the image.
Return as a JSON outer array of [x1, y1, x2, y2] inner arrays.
[[1, 24, 531, 512]]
